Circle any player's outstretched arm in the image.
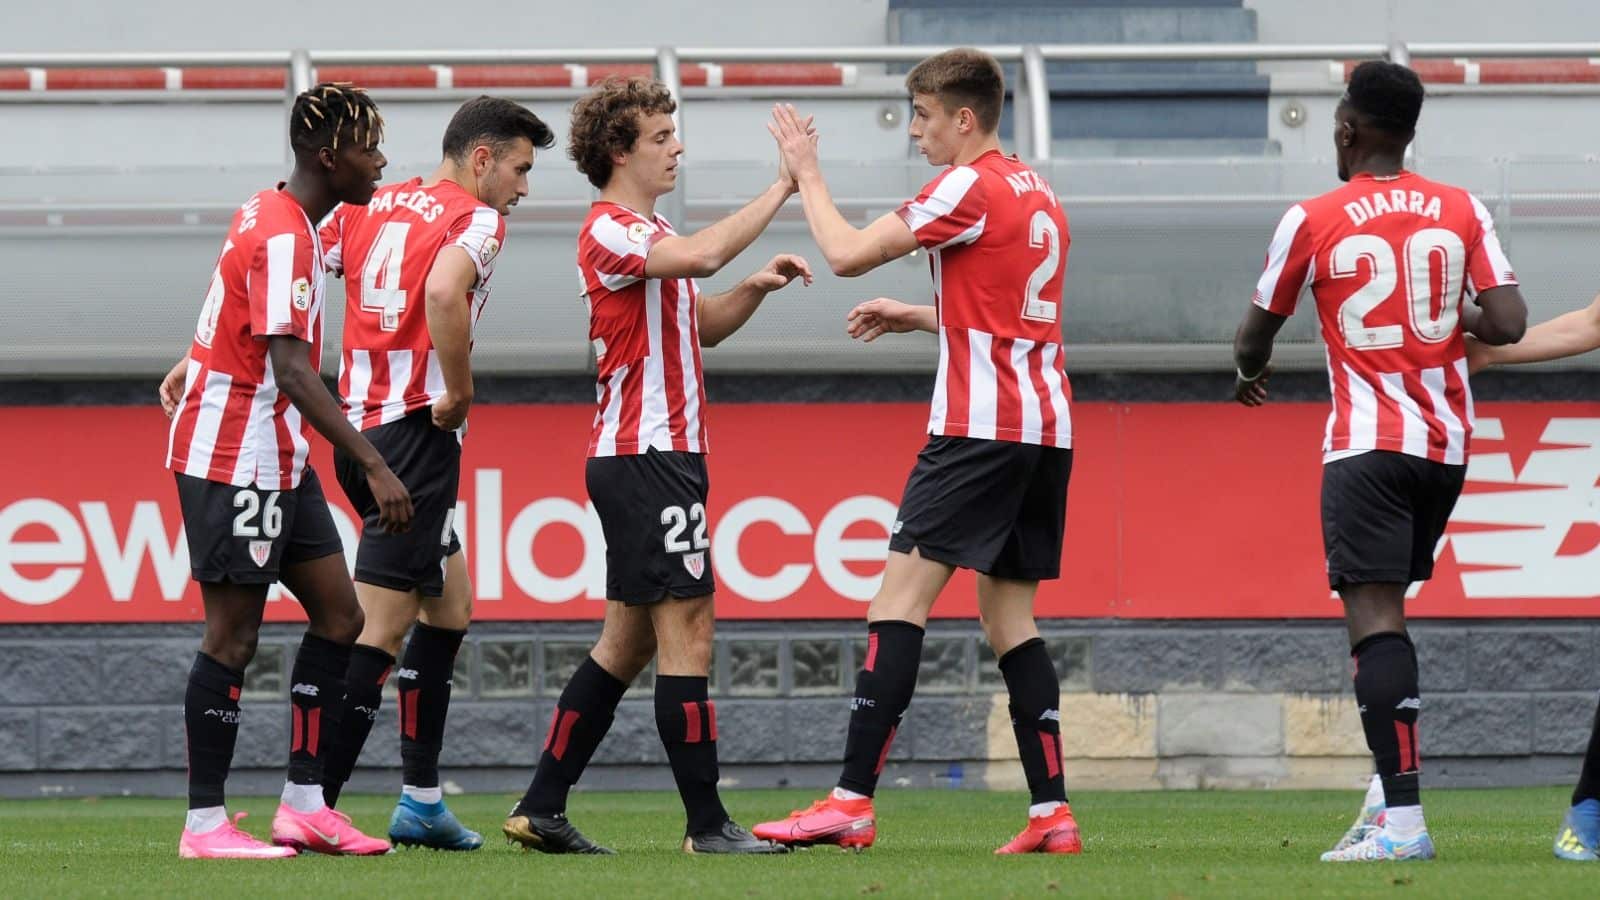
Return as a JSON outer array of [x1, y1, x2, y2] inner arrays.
[[1232, 305, 1288, 406], [769, 104, 919, 277], [845, 298, 937, 343], [1465, 285, 1528, 348], [1469, 291, 1600, 372], [698, 254, 813, 347], [425, 247, 479, 430], [266, 336, 414, 532], [158, 355, 188, 417], [644, 182, 795, 281]]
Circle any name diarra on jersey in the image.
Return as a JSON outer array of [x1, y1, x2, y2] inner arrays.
[[365, 187, 447, 223], [1343, 189, 1444, 227]]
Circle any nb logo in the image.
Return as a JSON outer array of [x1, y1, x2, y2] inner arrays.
[[1395, 698, 1421, 710], [291, 683, 319, 697], [1038, 709, 1061, 722], [397, 668, 420, 681]]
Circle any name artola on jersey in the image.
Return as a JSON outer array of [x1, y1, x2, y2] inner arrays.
[[899, 151, 1072, 448], [166, 187, 327, 490], [1253, 172, 1516, 465], [578, 202, 708, 458], [322, 177, 505, 431]]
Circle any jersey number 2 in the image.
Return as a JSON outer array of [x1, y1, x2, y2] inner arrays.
[[1022, 210, 1062, 324], [1333, 229, 1465, 351], [360, 221, 412, 331]]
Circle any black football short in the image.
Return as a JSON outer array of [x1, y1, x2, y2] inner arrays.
[[176, 467, 345, 585], [334, 409, 463, 598], [586, 449, 716, 605], [888, 435, 1072, 581], [1321, 450, 1466, 590]]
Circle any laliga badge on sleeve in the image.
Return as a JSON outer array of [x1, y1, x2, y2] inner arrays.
[[480, 236, 501, 266], [627, 221, 654, 244], [291, 278, 311, 311]]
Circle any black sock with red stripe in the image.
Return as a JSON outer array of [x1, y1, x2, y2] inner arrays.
[[398, 623, 466, 790], [837, 620, 924, 798], [655, 675, 728, 835], [1352, 631, 1421, 807], [518, 656, 628, 816], [999, 638, 1068, 806], [320, 643, 394, 808], [185, 652, 244, 809], [287, 633, 351, 787]]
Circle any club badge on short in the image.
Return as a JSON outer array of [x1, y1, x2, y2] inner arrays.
[[683, 551, 706, 579], [248, 539, 273, 568]]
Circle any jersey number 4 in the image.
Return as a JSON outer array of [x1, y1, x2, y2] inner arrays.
[[361, 221, 412, 331], [1333, 229, 1464, 351]]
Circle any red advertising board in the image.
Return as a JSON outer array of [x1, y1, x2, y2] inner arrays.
[[2, 402, 1597, 622]]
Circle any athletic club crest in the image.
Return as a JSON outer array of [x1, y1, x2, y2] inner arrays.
[[248, 540, 272, 568], [683, 551, 705, 579]]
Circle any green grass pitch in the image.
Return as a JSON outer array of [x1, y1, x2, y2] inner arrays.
[[0, 787, 1594, 898]]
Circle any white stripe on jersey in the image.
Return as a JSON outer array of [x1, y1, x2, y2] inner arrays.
[[902, 166, 980, 233], [929, 214, 987, 251], [676, 278, 703, 452], [183, 367, 232, 478], [1344, 363, 1379, 448], [589, 214, 648, 291], [166, 359, 202, 464], [424, 349, 446, 402], [965, 330, 997, 439], [1013, 338, 1042, 441], [345, 350, 372, 427], [1455, 356, 1476, 438], [1421, 365, 1466, 465], [1467, 193, 1515, 288], [1039, 342, 1071, 447], [1253, 204, 1309, 310], [640, 278, 671, 451], [265, 232, 296, 332], [1323, 347, 1337, 452], [1379, 372, 1429, 458], [385, 350, 412, 424], [594, 364, 627, 456], [928, 327, 950, 434], [284, 396, 310, 485], [456, 207, 502, 282], [237, 363, 278, 484]]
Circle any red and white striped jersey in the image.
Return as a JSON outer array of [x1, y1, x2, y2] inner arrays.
[[899, 150, 1073, 447], [166, 186, 327, 489], [321, 178, 505, 430], [577, 202, 708, 458], [1253, 171, 1518, 465]]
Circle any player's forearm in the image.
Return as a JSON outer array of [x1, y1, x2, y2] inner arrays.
[[906, 305, 939, 334], [1233, 325, 1274, 377], [1481, 304, 1600, 366], [426, 293, 474, 402], [698, 280, 768, 347], [795, 171, 870, 276], [683, 181, 790, 275], [269, 345, 384, 471]]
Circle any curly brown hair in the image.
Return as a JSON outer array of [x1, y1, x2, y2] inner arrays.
[[568, 76, 678, 189]]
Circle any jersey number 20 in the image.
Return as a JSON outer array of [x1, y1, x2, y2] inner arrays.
[[1333, 228, 1465, 351]]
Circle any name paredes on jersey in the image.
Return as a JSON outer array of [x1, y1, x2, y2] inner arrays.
[[1004, 170, 1057, 205], [365, 187, 446, 223], [1343, 189, 1443, 227]]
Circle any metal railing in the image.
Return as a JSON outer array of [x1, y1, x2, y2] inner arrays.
[[6, 42, 1600, 163]]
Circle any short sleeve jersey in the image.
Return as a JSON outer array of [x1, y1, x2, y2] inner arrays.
[[576, 201, 707, 458], [320, 177, 505, 430], [166, 186, 327, 490], [898, 150, 1073, 447], [1252, 171, 1517, 464]]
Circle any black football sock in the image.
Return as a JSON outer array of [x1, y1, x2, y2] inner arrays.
[[837, 620, 924, 798], [999, 638, 1068, 806], [1572, 693, 1600, 806], [287, 633, 351, 787], [398, 622, 466, 791], [655, 675, 729, 835], [519, 656, 629, 816], [1351, 632, 1421, 808], [320, 643, 394, 808], [185, 653, 244, 809]]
